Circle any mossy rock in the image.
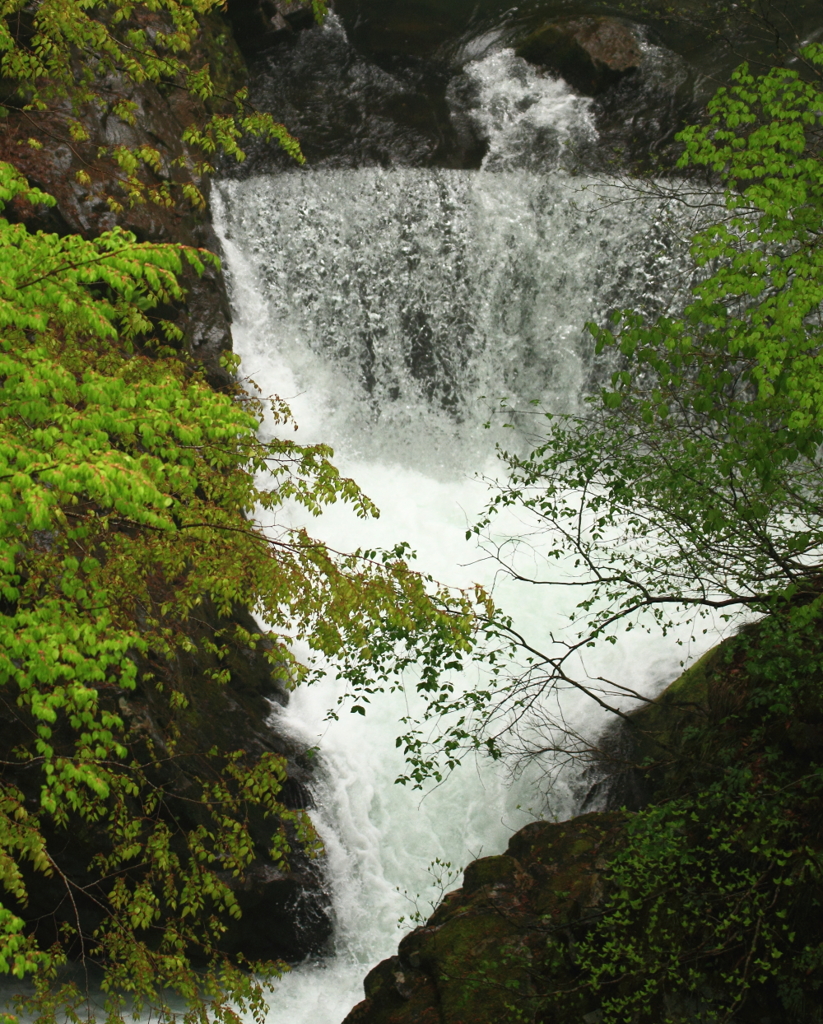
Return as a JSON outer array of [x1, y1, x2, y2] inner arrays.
[[343, 608, 823, 1024], [623, 642, 722, 792], [601, 606, 823, 807], [342, 813, 624, 1024], [461, 854, 518, 892], [585, 630, 759, 809]]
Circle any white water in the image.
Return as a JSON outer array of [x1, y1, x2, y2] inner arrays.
[[212, 47, 719, 1024]]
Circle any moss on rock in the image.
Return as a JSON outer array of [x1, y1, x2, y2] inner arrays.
[[342, 813, 625, 1024], [342, 606, 823, 1023]]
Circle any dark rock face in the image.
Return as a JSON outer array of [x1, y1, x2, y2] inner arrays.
[[342, 813, 625, 1024], [234, 15, 485, 174], [225, 0, 318, 57], [517, 17, 643, 96]]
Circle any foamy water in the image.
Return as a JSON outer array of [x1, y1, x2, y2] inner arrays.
[[211, 45, 717, 1024]]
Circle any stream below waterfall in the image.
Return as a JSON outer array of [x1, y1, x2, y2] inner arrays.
[[211, 4, 823, 1020]]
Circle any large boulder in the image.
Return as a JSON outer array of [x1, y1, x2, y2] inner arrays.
[[516, 17, 643, 96], [342, 812, 625, 1024]]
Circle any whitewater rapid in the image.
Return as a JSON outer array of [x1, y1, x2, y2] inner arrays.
[[211, 43, 718, 1024]]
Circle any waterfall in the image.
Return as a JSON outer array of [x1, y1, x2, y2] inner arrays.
[[211, 40, 717, 1024]]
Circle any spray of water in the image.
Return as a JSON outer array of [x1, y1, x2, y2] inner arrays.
[[211, 48, 717, 1024]]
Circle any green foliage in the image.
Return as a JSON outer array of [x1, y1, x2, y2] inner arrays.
[[456, 44, 823, 752], [0, 0, 327, 209], [602, 47, 823, 435], [0, 161, 480, 1021], [554, 608, 823, 1023], [0, 164, 209, 341]]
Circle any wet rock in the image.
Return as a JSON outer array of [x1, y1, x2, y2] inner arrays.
[[225, 0, 321, 57], [517, 17, 643, 96], [238, 22, 482, 174], [217, 859, 333, 961]]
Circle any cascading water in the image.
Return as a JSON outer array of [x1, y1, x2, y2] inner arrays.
[[212, 26, 719, 1023]]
